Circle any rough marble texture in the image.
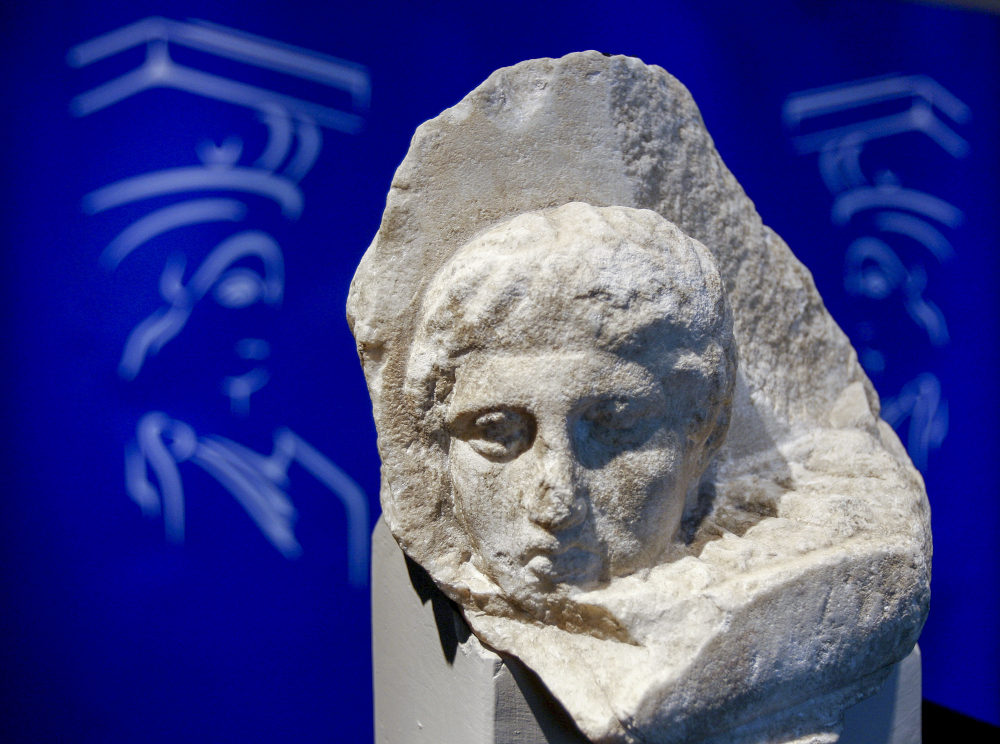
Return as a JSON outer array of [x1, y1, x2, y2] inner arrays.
[[347, 52, 930, 744]]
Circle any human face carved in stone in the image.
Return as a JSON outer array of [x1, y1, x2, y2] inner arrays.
[[447, 347, 696, 595], [407, 204, 737, 602]]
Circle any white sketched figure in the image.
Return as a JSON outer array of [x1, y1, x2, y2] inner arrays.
[[844, 233, 948, 347], [70, 17, 372, 573], [127, 412, 370, 586], [784, 75, 969, 470], [70, 16, 371, 384], [784, 75, 965, 345], [833, 170, 961, 348]]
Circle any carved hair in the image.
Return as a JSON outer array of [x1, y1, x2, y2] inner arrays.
[[406, 203, 737, 476]]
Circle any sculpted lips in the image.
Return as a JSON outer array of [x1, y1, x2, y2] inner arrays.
[[519, 522, 593, 560], [522, 539, 585, 560], [522, 538, 601, 582]]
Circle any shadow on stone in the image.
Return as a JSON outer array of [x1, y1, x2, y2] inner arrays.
[[405, 553, 469, 664]]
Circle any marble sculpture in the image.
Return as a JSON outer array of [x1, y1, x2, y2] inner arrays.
[[347, 52, 931, 744]]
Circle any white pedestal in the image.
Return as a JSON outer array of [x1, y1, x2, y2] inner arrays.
[[371, 518, 921, 744]]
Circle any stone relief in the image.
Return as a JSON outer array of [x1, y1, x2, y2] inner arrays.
[[348, 52, 930, 744]]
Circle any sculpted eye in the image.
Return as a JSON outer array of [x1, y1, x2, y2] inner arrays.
[[586, 398, 644, 431], [580, 397, 660, 454], [453, 409, 535, 461]]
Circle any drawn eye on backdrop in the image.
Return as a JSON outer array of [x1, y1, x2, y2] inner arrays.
[[844, 236, 948, 347], [118, 230, 284, 380]]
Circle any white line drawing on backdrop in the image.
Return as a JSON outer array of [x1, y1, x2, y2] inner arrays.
[[831, 181, 963, 228], [71, 18, 371, 575], [127, 412, 370, 585], [84, 164, 305, 218], [67, 16, 368, 133], [784, 74, 968, 470], [784, 74, 970, 193], [844, 236, 949, 346], [118, 230, 284, 380], [73, 18, 370, 383], [881, 373, 948, 472], [100, 198, 248, 269], [223, 367, 271, 416], [874, 211, 954, 263]]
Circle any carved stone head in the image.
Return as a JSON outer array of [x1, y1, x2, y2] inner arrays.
[[406, 203, 736, 604], [348, 52, 931, 744]]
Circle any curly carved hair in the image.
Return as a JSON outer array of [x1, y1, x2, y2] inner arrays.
[[405, 203, 737, 474]]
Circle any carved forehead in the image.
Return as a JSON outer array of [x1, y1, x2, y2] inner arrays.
[[416, 203, 730, 357]]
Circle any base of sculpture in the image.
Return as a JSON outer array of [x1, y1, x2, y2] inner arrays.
[[372, 518, 921, 744]]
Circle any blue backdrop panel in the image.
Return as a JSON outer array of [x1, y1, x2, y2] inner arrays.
[[1, 2, 997, 742]]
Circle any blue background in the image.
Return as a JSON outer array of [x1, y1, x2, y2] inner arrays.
[[1, 1, 997, 742]]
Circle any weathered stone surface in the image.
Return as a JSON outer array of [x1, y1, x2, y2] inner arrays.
[[348, 52, 930, 744]]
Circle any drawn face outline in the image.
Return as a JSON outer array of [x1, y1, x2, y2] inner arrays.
[[446, 346, 698, 596]]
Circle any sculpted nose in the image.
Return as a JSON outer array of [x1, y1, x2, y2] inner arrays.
[[525, 442, 587, 532]]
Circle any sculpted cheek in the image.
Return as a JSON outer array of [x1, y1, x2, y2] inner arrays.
[[594, 446, 680, 517], [585, 443, 686, 573], [450, 440, 541, 554], [589, 462, 646, 523], [450, 445, 500, 537]]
